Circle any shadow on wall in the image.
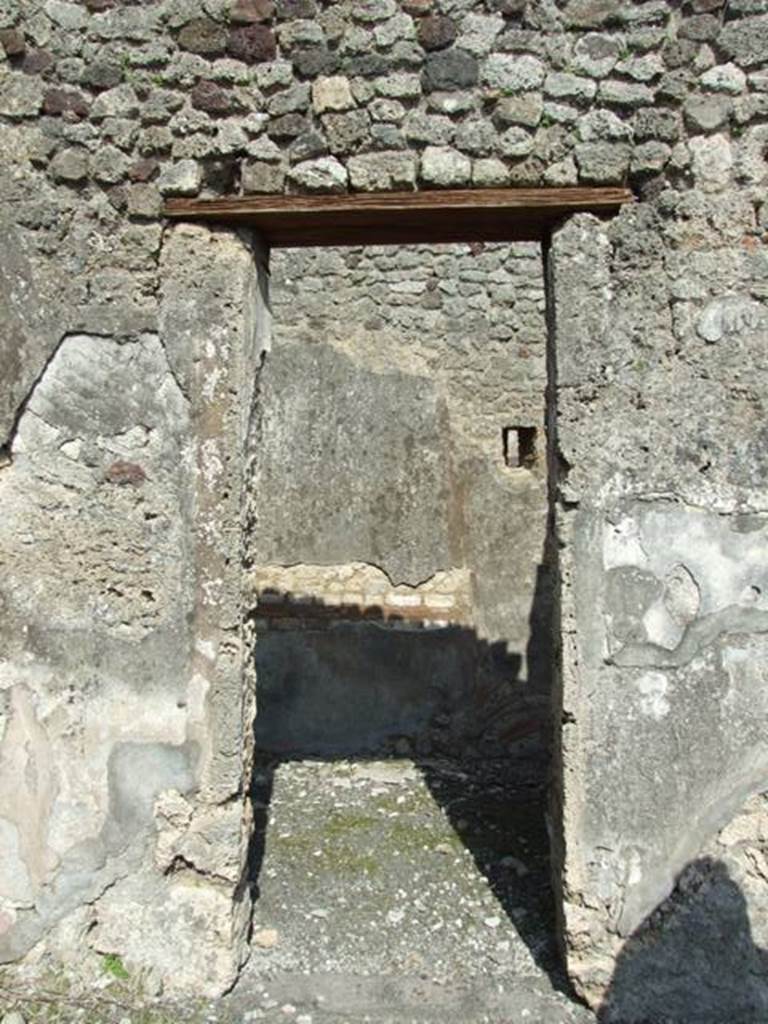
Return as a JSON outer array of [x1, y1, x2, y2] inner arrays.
[[245, 564, 572, 993], [598, 856, 768, 1024]]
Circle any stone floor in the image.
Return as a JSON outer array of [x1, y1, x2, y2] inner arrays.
[[224, 754, 592, 1023]]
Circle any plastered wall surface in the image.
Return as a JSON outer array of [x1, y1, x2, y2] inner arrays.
[[0, 0, 766, 1007]]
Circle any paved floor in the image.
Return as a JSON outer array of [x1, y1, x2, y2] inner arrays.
[[224, 755, 593, 1023]]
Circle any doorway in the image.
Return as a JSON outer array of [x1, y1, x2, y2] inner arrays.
[[242, 238, 566, 994]]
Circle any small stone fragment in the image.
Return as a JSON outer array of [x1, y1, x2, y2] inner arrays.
[[83, 58, 122, 90], [311, 75, 354, 114], [91, 144, 129, 183], [700, 63, 746, 95], [290, 129, 327, 160], [275, 0, 316, 16], [252, 927, 279, 948], [544, 71, 597, 103], [684, 94, 731, 133], [347, 150, 417, 190], [104, 461, 147, 487], [242, 160, 285, 192], [21, 48, 54, 75], [472, 156, 509, 186], [724, 16, 768, 68], [499, 126, 534, 158], [268, 82, 310, 116], [228, 24, 277, 63], [418, 15, 456, 51], [128, 158, 159, 182], [571, 32, 622, 78], [481, 54, 545, 93], [352, 0, 396, 21], [494, 92, 543, 128], [598, 79, 653, 108], [230, 0, 275, 23], [322, 110, 369, 155], [574, 141, 631, 183], [127, 183, 162, 218], [689, 132, 732, 191], [43, 87, 90, 118], [0, 28, 25, 56], [422, 49, 478, 91], [562, 0, 621, 28], [0, 73, 43, 118], [630, 140, 671, 175], [49, 147, 89, 183], [287, 155, 348, 192], [157, 159, 203, 196], [90, 84, 139, 120], [178, 18, 227, 55], [374, 72, 422, 99], [293, 47, 339, 77], [420, 145, 471, 186], [191, 80, 233, 115]]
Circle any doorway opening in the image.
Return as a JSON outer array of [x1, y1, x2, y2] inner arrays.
[[242, 238, 566, 995]]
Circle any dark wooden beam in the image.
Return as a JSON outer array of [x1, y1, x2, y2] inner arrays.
[[162, 187, 634, 247]]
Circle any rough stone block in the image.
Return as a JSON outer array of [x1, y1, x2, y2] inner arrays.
[[347, 150, 416, 190], [422, 48, 479, 91], [227, 23, 277, 63], [49, 146, 89, 183], [418, 14, 456, 51], [178, 18, 228, 55], [311, 75, 354, 114], [157, 159, 203, 196], [0, 73, 43, 119], [419, 144, 471, 186], [241, 159, 285, 192], [287, 155, 348, 192], [481, 54, 545, 92]]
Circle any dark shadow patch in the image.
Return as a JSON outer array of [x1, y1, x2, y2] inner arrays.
[[599, 856, 768, 1024]]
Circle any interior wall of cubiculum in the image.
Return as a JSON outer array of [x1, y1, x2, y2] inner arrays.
[[248, 241, 552, 761]]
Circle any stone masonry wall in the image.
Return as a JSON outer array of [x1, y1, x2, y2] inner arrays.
[[1, 0, 767, 1007]]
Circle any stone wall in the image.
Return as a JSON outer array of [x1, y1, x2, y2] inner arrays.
[[1, 0, 767, 1007]]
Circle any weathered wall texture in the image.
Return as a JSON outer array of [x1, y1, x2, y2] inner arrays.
[[0, 223, 269, 995], [249, 242, 550, 760], [0, 0, 767, 1006], [550, 205, 768, 1005]]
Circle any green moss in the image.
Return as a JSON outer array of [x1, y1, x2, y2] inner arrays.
[[102, 953, 130, 981]]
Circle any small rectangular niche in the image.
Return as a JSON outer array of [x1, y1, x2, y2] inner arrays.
[[503, 426, 537, 469]]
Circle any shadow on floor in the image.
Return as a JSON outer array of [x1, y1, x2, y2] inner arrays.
[[598, 856, 768, 1024], [245, 563, 571, 994]]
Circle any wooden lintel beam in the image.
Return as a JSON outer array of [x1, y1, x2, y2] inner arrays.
[[163, 187, 634, 247]]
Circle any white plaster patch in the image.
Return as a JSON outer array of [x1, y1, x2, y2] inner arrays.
[[0, 818, 34, 905], [634, 672, 670, 720], [603, 516, 649, 570], [200, 438, 225, 490], [696, 294, 767, 343], [663, 564, 700, 624], [195, 639, 217, 662], [642, 600, 683, 650]]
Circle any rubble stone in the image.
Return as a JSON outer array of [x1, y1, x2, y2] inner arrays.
[[419, 144, 471, 185]]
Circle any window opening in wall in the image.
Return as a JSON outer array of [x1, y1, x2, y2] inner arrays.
[[245, 240, 563, 995], [503, 425, 538, 470]]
